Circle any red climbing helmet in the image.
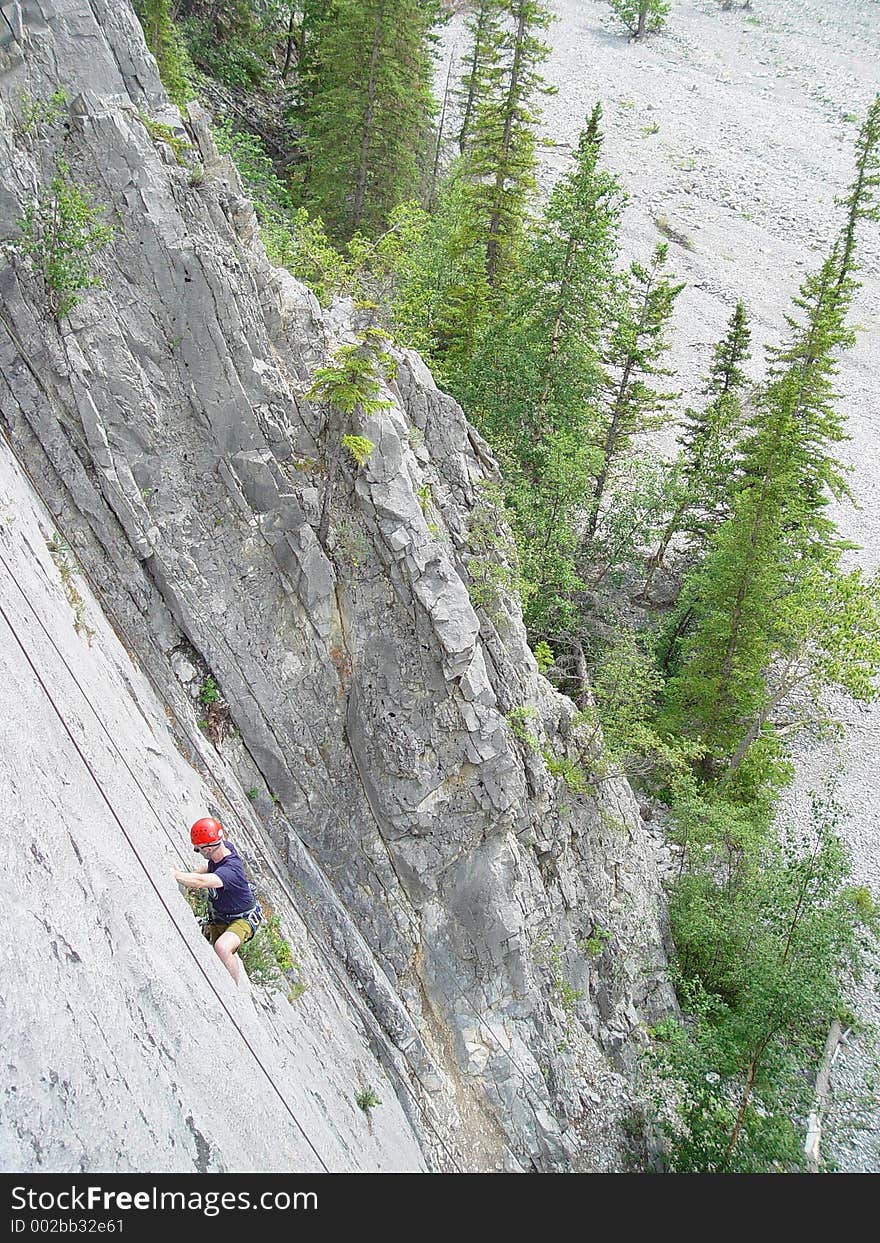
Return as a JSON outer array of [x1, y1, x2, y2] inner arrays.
[[190, 816, 224, 847]]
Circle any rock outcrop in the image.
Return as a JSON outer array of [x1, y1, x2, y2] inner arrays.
[[0, 0, 674, 1171]]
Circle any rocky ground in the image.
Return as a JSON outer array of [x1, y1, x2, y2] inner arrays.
[[440, 0, 880, 1170]]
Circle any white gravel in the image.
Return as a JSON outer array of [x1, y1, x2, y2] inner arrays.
[[440, 0, 880, 1171]]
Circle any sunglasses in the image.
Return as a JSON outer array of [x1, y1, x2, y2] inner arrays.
[[194, 842, 221, 853]]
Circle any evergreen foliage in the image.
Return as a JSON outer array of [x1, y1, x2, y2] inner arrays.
[[450, 106, 624, 632], [586, 241, 683, 540], [642, 301, 751, 596], [376, 171, 492, 373], [306, 330, 394, 546], [607, 0, 670, 40], [134, 0, 194, 107], [456, 1, 505, 155], [659, 101, 880, 778], [462, 0, 555, 288], [296, 0, 438, 240]]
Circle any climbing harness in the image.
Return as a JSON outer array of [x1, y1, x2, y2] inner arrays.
[[205, 900, 265, 936]]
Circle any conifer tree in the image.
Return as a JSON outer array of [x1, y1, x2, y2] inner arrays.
[[835, 94, 879, 290], [456, 0, 505, 154], [285, 0, 333, 84], [454, 106, 625, 632], [462, 0, 555, 287], [607, 0, 669, 40], [585, 241, 683, 540], [282, 1, 334, 83], [297, 0, 438, 240], [134, 0, 192, 107], [660, 99, 880, 775], [641, 301, 751, 596]]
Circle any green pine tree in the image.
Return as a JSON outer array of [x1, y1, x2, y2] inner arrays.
[[456, 0, 506, 154], [297, 0, 438, 240], [641, 301, 751, 597], [453, 106, 625, 633], [134, 0, 193, 108], [659, 99, 880, 776], [465, 0, 555, 287], [585, 241, 683, 541]]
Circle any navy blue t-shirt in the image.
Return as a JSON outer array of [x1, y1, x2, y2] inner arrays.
[[207, 843, 256, 921]]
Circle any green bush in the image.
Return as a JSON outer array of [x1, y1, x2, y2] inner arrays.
[[239, 911, 305, 998], [18, 88, 68, 135], [356, 1087, 382, 1113], [181, 4, 274, 91], [647, 787, 880, 1171], [199, 675, 220, 707], [606, 0, 670, 38], [13, 159, 114, 321]]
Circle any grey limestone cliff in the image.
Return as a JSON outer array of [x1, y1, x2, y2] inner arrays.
[[0, 0, 674, 1172]]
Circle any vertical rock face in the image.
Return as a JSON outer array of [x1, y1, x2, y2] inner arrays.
[[0, 1, 674, 1170]]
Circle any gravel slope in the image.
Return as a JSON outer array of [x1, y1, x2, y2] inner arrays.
[[442, 0, 880, 1170]]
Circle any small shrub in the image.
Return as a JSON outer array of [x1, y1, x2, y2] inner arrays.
[[506, 706, 540, 750], [356, 1087, 382, 1113], [47, 533, 95, 643], [533, 641, 555, 674], [138, 113, 191, 165], [13, 159, 114, 321], [239, 911, 303, 993], [341, 434, 375, 467], [245, 787, 259, 801], [542, 749, 592, 795], [199, 675, 220, 707], [18, 88, 68, 135], [579, 926, 611, 957], [416, 482, 433, 515], [332, 519, 372, 571], [197, 675, 234, 744]]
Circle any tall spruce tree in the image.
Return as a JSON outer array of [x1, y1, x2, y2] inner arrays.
[[641, 301, 751, 596], [660, 99, 880, 775], [454, 106, 625, 633], [462, 0, 555, 287], [297, 0, 438, 239], [585, 241, 683, 540], [285, 1, 335, 87], [456, 0, 505, 154]]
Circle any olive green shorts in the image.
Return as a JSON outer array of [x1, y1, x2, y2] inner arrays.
[[204, 919, 254, 947]]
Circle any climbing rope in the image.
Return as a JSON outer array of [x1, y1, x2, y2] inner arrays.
[[0, 565, 333, 1174]]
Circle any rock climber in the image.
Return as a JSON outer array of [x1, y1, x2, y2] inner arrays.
[[172, 817, 262, 985]]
